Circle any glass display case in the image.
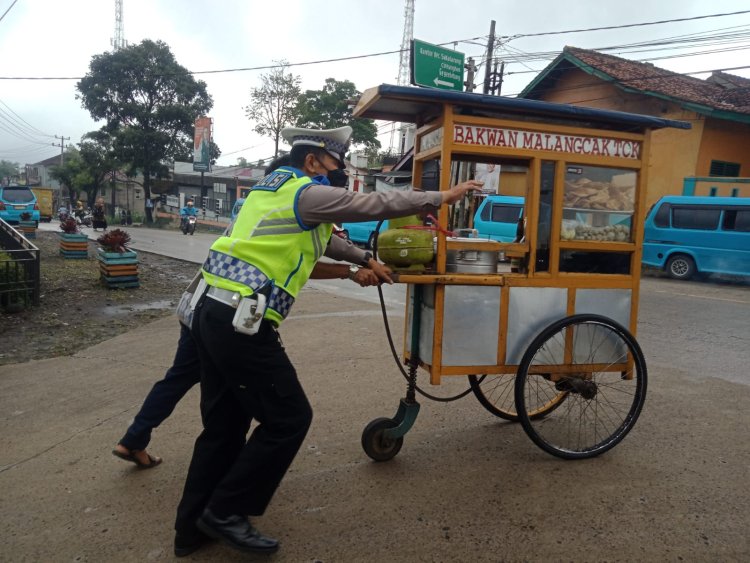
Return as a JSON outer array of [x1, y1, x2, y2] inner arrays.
[[561, 165, 636, 242]]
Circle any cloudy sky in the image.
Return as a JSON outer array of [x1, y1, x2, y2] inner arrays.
[[1, 0, 749, 169]]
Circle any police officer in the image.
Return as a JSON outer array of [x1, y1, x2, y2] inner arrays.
[[174, 126, 482, 557]]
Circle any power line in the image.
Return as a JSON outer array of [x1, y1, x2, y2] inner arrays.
[[0, 34, 489, 81], [502, 9, 750, 40], [0, 108, 55, 144], [0, 0, 19, 24], [0, 117, 52, 146], [0, 9, 748, 82], [504, 63, 750, 99], [0, 98, 55, 138]]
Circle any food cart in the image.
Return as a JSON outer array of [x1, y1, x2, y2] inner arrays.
[[352, 85, 690, 461]]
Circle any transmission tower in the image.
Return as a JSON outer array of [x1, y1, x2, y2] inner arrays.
[[397, 0, 415, 85], [390, 0, 415, 155], [111, 0, 127, 51]]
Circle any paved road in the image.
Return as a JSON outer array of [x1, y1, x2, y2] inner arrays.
[[13, 223, 747, 561], [39, 222, 750, 385]]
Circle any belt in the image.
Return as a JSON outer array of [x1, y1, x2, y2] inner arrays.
[[206, 286, 241, 308], [205, 285, 279, 328]]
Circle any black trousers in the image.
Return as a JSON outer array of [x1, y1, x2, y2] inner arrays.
[[120, 324, 200, 452], [175, 296, 312, 534]]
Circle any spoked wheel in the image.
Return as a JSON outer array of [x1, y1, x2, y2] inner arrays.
[[468, 374, 566, 421], [514, 314, 647, 460], [361, 417, 403, 462]]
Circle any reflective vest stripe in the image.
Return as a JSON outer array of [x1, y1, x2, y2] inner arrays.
[[202, 249, 296, 319], [257, 217, 298, 227], [252, 227, 305, 237], [311, 227, 322, 259]]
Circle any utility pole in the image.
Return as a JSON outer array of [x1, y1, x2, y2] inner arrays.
[[490, 60, 505, 95], [483, 20, 496, 95], [51, 134, 71, 204], [52, 134, 70, 166], [464, 56, 477, 92]]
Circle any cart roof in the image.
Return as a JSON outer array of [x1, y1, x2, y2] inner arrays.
[[353, 84, 691, 133]]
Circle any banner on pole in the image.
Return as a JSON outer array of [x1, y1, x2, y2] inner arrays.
[[193, 117, 212, 172]]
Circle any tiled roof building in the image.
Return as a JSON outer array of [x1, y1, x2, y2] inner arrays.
[[519, 46, 750, 203]]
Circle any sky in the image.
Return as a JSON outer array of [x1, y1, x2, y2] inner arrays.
[[1, 0, 749, 170]]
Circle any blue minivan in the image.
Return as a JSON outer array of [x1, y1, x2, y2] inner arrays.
[[340, 220, 389, 249], [473, 195, 524, 242], [642, 196, 750, 280], [231, 197, 245, 220], [0, 185, 40, 226], [342, 194, 524, 247]]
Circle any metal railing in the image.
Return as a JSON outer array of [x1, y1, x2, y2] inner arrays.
[[0, 218, 40, 309]]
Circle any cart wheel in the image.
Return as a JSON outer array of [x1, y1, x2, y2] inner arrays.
[[468, 374, 566, 422], [514, 314, 647, 460], [361, 417, 403, 462]]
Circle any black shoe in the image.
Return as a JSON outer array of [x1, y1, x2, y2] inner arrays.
[[174, 529, 212, 558], [196, 508, 279, 554]]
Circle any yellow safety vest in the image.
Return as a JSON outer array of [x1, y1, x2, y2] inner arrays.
[[201, 166, 333, 325]]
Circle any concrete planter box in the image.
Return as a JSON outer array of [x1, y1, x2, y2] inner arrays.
[[58, 232, 89, 259], [18, 220, 37, 239], [97, 248, 139, 289]]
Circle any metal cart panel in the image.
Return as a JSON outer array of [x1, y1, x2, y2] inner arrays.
[[442, 285, 501, 366], [507, 287, 567, 364]]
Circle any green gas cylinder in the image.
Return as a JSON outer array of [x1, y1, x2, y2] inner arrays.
[[376, 215, 434, 272]]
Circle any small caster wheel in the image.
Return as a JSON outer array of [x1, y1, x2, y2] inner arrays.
[[361, 417, 403, 462]]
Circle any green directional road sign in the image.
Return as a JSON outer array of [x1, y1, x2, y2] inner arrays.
[[410, 39, 465, 91]]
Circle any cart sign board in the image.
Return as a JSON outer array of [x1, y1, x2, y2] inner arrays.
[[454, 124, 642, 160], [411, 39, 465, 91]]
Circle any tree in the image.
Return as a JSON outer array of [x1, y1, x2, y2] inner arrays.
[[48, 147, 85, 207], [295, 78, 380, 152], [236, 157, 248, 167], [77, 130, 121, 208], [76, 39, 214, 222], [0, 160, 20, 183], [245, 61, 301, 157]]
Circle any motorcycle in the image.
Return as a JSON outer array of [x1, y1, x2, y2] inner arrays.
[[181, 215, 196, 235], [75, 209, 93, 228]]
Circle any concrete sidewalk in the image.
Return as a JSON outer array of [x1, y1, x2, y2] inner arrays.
[[1, 287, 748, 562]]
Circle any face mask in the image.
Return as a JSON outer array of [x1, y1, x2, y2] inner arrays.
[[314, 157, 347, 188], [327, 167, 348, 188]]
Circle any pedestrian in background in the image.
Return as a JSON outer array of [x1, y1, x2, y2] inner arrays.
[[92, 197, 107, 231]]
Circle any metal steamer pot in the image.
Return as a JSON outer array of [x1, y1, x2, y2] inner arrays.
[[444, 237, 500, 274]]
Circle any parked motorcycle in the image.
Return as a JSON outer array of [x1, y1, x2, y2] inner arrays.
[[181, 215, 196, 235], [75, 210, 93, 228]]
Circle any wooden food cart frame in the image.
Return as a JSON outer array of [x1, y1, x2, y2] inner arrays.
[[353, 85, 689, 461]]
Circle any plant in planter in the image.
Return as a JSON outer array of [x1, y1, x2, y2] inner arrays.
[[18, 211, 37, 239], [96, 229, 139, 288], [58, 217, 89, 258]]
